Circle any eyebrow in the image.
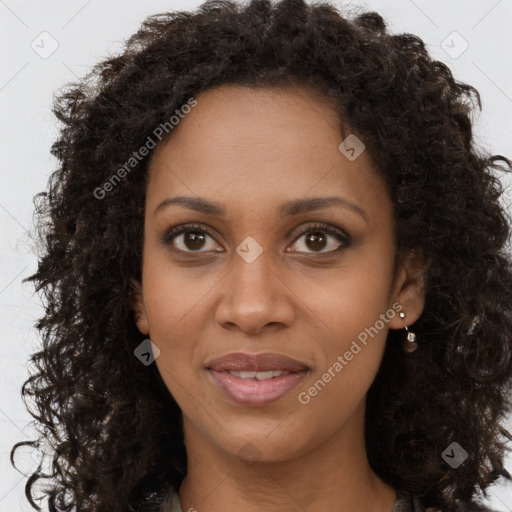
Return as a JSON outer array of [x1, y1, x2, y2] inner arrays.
[[154, 195, 368, 222]]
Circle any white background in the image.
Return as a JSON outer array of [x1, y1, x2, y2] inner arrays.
[[1, 0, 511, 510]]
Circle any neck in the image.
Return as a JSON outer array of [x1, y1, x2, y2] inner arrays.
[[176, 401, 396, 512]]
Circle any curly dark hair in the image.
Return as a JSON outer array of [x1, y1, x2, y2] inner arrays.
[[11, 0, 512, 511]]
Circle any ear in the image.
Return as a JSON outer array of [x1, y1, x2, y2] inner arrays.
[[130, 278, 149, 335], [388, 249, 430, 330]]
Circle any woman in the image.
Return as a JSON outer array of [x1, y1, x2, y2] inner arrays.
[[12, 0, 512, 511]]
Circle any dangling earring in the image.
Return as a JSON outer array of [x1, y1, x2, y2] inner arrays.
[[399, 311, 418, 353]]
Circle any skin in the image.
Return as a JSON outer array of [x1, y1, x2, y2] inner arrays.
[[132, 84, 427, 512]]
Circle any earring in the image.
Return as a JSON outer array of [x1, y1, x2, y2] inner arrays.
[[399, 311, 418, 353]]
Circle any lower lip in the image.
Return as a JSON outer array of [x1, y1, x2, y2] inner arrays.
[[207, 370, 308, 406]]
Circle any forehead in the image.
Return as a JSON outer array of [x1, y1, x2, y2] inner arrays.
[[146, 85, 389, 221]]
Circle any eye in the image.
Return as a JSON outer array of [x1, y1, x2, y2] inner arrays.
[[161, 222, 351, 255], [161, 223, 221, 253], [288, 222, 351, 254]]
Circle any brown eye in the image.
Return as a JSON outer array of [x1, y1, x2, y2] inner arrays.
[[161, 224, 221, 253], [181, 231, 208, 251], [304, 231, 328, 251], [288, 223, 351, 254]]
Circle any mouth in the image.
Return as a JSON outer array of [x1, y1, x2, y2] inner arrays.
[[206, 352, 310, 372], [223, 369, 294, 380], [206, 352, 310, 406]]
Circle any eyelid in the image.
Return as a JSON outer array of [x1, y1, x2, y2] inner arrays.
[[161, 222, 213, 243], [160, 222, 219, 246], [287, 222, 350, 247], [285, 223, 352, 258]]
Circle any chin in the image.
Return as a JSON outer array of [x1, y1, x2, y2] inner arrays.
[[209, 420, 313, 463]]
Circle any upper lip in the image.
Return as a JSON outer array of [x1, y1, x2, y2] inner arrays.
[[206, 352, 309, 372]]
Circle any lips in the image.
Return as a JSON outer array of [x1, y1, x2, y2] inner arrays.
[[206, 352, 309, 372], [206, 352, 309, 406]]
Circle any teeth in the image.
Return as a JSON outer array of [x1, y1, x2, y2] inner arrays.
[[228, 370, 291, 380]]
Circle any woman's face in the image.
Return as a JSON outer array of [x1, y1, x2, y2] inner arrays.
[[134, 84, 424, 464]]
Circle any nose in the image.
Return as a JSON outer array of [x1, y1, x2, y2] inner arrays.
[[214, 248, 295, 335]]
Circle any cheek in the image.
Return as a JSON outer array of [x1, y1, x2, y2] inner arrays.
[[141, 241, 218, 340], [295, 299, 391, 441], [140, 255, 207, 386], [295, 240, 395, 342], [294, 242, 395, 403]]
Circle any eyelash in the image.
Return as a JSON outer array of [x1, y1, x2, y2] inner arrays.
[[160, 222, 351, 257]]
